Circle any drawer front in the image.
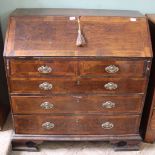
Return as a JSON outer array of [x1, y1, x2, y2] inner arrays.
[[10, 78, 147, 94], [11, 95, 143, 114], [9, 59, 77, 77], [14, 115, 140, 135], [79, 60, 145, 77]]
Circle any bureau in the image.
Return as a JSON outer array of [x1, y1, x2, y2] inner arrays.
[[4, 9, 152, 151]]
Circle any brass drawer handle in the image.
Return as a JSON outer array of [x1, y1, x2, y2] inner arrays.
[[101, 122, 114, 129], [38, 65, 52, 74], [105, 65, 119, 73], [40, 102, 54, 110], [104, 82, 118, 90], [102, 101, 115, 109], [42, 122, 55, 130], [39, 82, 53, 90]]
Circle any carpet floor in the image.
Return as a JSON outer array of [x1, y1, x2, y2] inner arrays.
[[1, 115, 155, 155]]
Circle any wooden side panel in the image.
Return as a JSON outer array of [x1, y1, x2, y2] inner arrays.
[[150, 110, 155, 130], [141, 15, 155, 143]]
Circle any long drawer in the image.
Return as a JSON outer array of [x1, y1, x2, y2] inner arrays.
[[13, 115, 140, 135], [9, 59, 145, 77], [11, 95, 143, 114], [10, 77, 147, 94]]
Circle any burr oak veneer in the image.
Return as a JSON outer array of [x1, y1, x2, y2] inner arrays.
[[4, 9, 152, 151]]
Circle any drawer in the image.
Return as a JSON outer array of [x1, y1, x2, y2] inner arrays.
[[79, 60, 145, 77], [13, 115, 140, 135], [9, 59, 77, 77], [10, 77, 147, 94], [11, 95, 143, 114]]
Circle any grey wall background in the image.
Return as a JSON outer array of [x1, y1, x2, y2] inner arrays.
[[0, 0, 155, 37]]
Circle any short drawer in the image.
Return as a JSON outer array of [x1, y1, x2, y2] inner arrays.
[[11, 95, 143, 114], [10, 77, 147, 94], [9, 59, 77, 77], [79, 60, 145, 77], [13, 115, 140, 135]]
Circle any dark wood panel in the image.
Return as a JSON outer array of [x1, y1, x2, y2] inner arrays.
[[10, 77, 147, 94], [9, 59, 77, 77], [0, 23, 10, 130], [14, 114, 140, 135], [11, 95, 143, 114], [79, 60, 145, 77]]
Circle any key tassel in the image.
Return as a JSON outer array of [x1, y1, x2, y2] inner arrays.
[[76, 17, 86, 47]]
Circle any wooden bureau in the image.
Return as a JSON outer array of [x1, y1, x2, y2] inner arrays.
[[4, 9, 152, 151]]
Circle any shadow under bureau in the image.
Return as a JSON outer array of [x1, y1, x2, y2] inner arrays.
[[4, 8, 152, 151]]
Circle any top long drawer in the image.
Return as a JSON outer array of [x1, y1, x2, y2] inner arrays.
[[8, 59, 147, 77]]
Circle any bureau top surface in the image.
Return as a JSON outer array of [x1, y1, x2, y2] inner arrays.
[[4, 9, 152, 58]]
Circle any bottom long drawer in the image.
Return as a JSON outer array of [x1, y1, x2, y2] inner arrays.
[[14, 115, 140, 135]]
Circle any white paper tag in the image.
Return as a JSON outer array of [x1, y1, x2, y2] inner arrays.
[[69, 16, 76, 21], [130, 18, 137, 22]]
